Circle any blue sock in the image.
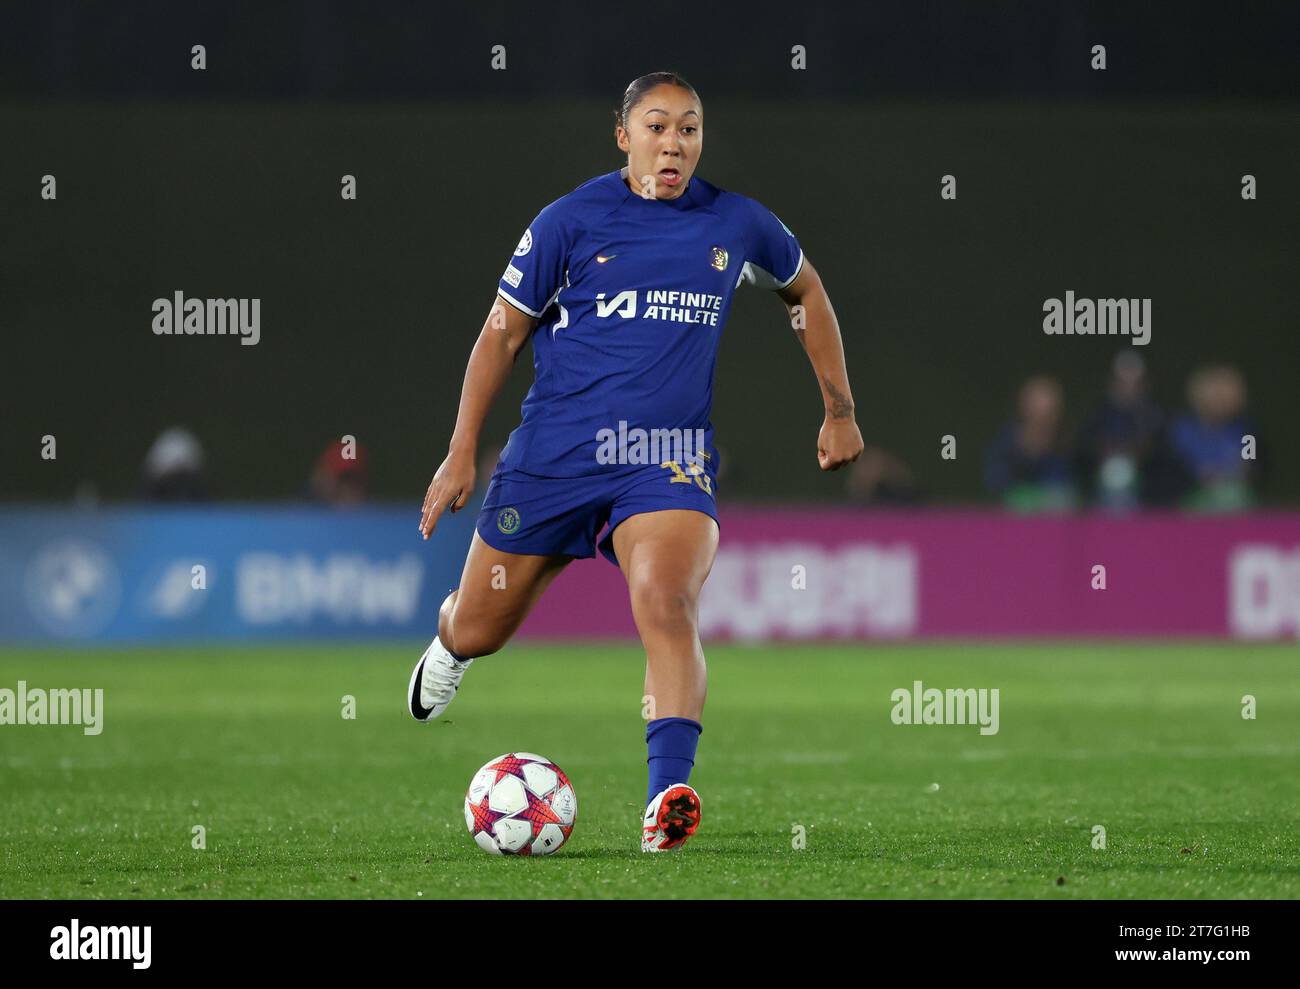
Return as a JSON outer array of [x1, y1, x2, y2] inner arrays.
[[645, 717, 702, 806]]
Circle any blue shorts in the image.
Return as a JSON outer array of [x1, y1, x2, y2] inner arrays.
[[476, 458, 719, 566]]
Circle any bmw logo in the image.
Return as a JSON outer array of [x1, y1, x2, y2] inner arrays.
[[24, 541, 122, 637]]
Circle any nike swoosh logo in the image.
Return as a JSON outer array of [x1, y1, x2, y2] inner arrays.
[[409, 655, 433, 719], [596, 254, 618, 264]]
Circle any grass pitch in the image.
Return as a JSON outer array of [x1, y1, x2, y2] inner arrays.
[[0, 642, 1296, 899]]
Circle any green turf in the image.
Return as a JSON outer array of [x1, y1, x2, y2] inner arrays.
[[0, 643, 1296, 899]]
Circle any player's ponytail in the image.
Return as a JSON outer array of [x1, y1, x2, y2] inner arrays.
[[615, 71, 701, 131]]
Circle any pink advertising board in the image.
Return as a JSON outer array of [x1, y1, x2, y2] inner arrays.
[[515, 509, 1300, 641]]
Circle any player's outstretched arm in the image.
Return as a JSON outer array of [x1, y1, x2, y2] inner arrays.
[[776, 258, 864, 471], [419, 298, 537, 538]]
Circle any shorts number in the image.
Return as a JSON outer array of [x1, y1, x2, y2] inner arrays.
[[660, 460, 712, 495]]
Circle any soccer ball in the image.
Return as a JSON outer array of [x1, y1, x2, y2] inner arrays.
[[463, 752, 577, 856]]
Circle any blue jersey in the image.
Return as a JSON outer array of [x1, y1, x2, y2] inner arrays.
[[495, 167, 804, 477]]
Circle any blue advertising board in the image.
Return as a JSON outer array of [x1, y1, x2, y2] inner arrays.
[[0, 506, 476, 643]]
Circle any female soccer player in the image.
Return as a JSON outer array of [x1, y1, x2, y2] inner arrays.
[[410, 71, 863, 852]]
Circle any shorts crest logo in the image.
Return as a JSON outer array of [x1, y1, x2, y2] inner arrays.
[[496, 507, 521, 534], [513, 229, 532, 257], [709, 246, 728, 272]]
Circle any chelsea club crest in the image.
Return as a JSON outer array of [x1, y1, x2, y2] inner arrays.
[[709, 245, 728, 272], [496, 507, 521, 534]]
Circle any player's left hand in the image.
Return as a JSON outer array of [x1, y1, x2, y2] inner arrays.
[[817, 416, 864, 471], [419, 450, 476, 540]]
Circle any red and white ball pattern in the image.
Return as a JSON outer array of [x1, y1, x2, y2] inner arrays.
[[463, 752, 577, 856]]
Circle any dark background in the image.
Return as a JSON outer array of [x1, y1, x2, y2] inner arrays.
[[3, 1, 1297, 504]]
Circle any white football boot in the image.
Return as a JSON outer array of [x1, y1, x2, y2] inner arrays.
[[641, 784, 702, 852], [407, 638, 474, 722]]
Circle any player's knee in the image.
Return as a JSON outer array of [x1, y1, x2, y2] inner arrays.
[[631, 583, 698, 635]]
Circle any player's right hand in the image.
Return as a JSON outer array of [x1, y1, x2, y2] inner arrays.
[[420, 451, 476, 540]]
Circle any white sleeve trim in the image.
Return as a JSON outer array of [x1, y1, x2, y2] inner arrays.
[[496, 288, 542, 318], [739, 249, 804, 291], [775, 249, 805, 290]]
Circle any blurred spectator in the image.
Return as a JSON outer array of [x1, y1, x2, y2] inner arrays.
[[310, 440, 369, 506], [984, 376, 1076, 511], [1171, 365, 1259, 511], [141, 426, 210, 501], [846, 446, 923, 506], [1074, 352, 1190, 509]]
